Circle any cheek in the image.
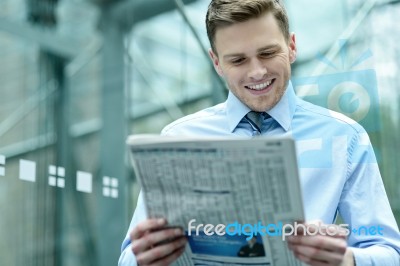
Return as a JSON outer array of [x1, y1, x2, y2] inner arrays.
[[273, 54, 290, 66], [224, 68, 244, 85]]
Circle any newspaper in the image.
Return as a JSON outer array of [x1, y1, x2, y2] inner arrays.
[[127, 135, 306, 266]]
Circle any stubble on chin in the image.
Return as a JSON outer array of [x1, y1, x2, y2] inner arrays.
[[249, 87, 287, 112]]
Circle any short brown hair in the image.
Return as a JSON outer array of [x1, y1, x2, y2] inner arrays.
[[206, 0, 290, 54]]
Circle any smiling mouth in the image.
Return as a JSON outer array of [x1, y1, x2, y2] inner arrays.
[[245, 79, 275, 91]]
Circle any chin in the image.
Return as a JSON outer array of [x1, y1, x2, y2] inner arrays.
[[253, 100, 276, 112], [249, 105, 270, 112]]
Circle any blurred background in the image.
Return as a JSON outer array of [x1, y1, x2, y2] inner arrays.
[[0, 0, 399, 265]]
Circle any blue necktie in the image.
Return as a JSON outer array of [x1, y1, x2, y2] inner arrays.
[[245, 111, 270, 134]]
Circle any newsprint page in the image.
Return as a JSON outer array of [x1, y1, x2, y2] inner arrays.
[[127, 135, 307, 266]]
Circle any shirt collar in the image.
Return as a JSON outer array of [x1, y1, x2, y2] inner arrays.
[[226, 81, 297, 132]]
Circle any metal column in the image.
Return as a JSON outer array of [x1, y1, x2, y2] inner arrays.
[[97, 7, 127, 266]]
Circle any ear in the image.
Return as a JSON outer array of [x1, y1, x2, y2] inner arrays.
[[288, 33, 297, 64], [208, 48, 224, 77]]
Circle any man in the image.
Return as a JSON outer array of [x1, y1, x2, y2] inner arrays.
[[237, 237, 265, 257], [119, 0, 400, 265]]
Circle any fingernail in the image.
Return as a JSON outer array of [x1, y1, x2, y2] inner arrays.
[[158, 218, 166, 225], [175, 228, 184, 236]]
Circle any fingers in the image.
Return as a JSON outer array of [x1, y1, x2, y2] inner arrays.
[[288, 222, 348, 266], [132, 227, 185, 254], [130, 218, 167, 241], [288, 235, 346, 264], [130, 219, 187, 266], [289, 234, 347, 253], [294, 253, 331, 266], [136, 236, 187, 266], [156, 245, 186, 266]]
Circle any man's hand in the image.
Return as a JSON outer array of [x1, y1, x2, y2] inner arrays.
[[287, 221, 354, 266], [130, 218, 187, 266]]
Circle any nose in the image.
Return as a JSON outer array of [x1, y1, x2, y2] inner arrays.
[[247, 59, 267, 80]]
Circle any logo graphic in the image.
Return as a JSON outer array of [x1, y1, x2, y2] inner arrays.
[[187, 219, 384, 241], [293, 40, 380, 132], [291, 40, 381, 168]]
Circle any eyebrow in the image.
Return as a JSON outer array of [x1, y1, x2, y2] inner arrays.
[[223, 44, 280, 59]]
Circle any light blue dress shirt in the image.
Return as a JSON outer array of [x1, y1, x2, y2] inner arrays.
[[119, 82, 400, 265]]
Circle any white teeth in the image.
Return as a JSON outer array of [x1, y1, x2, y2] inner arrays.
[[248, 80, 272, 90]]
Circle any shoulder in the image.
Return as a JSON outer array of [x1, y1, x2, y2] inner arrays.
[[161, 103, 228, 136], [295, 97, 366, 135]]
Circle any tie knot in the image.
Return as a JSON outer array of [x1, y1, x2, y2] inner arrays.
[[245, 111, 270, 133]]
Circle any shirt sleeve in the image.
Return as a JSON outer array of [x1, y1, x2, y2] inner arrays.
[[350, 246, 400, 265], [118, 191, 147, 266], [339, 131, 400, 265]]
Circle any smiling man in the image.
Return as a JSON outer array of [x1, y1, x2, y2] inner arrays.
[[208, 7, 294, 113], [119, 1, 400, 265]]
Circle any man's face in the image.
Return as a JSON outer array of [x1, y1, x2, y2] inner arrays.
[[209, 12, 297, 112]]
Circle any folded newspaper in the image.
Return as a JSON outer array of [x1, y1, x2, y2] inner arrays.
[[127, 135, 306, 266]]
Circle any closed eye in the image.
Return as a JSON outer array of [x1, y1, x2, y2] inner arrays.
[[260, 51, 275, 58], [231, 57, 246, 65]]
